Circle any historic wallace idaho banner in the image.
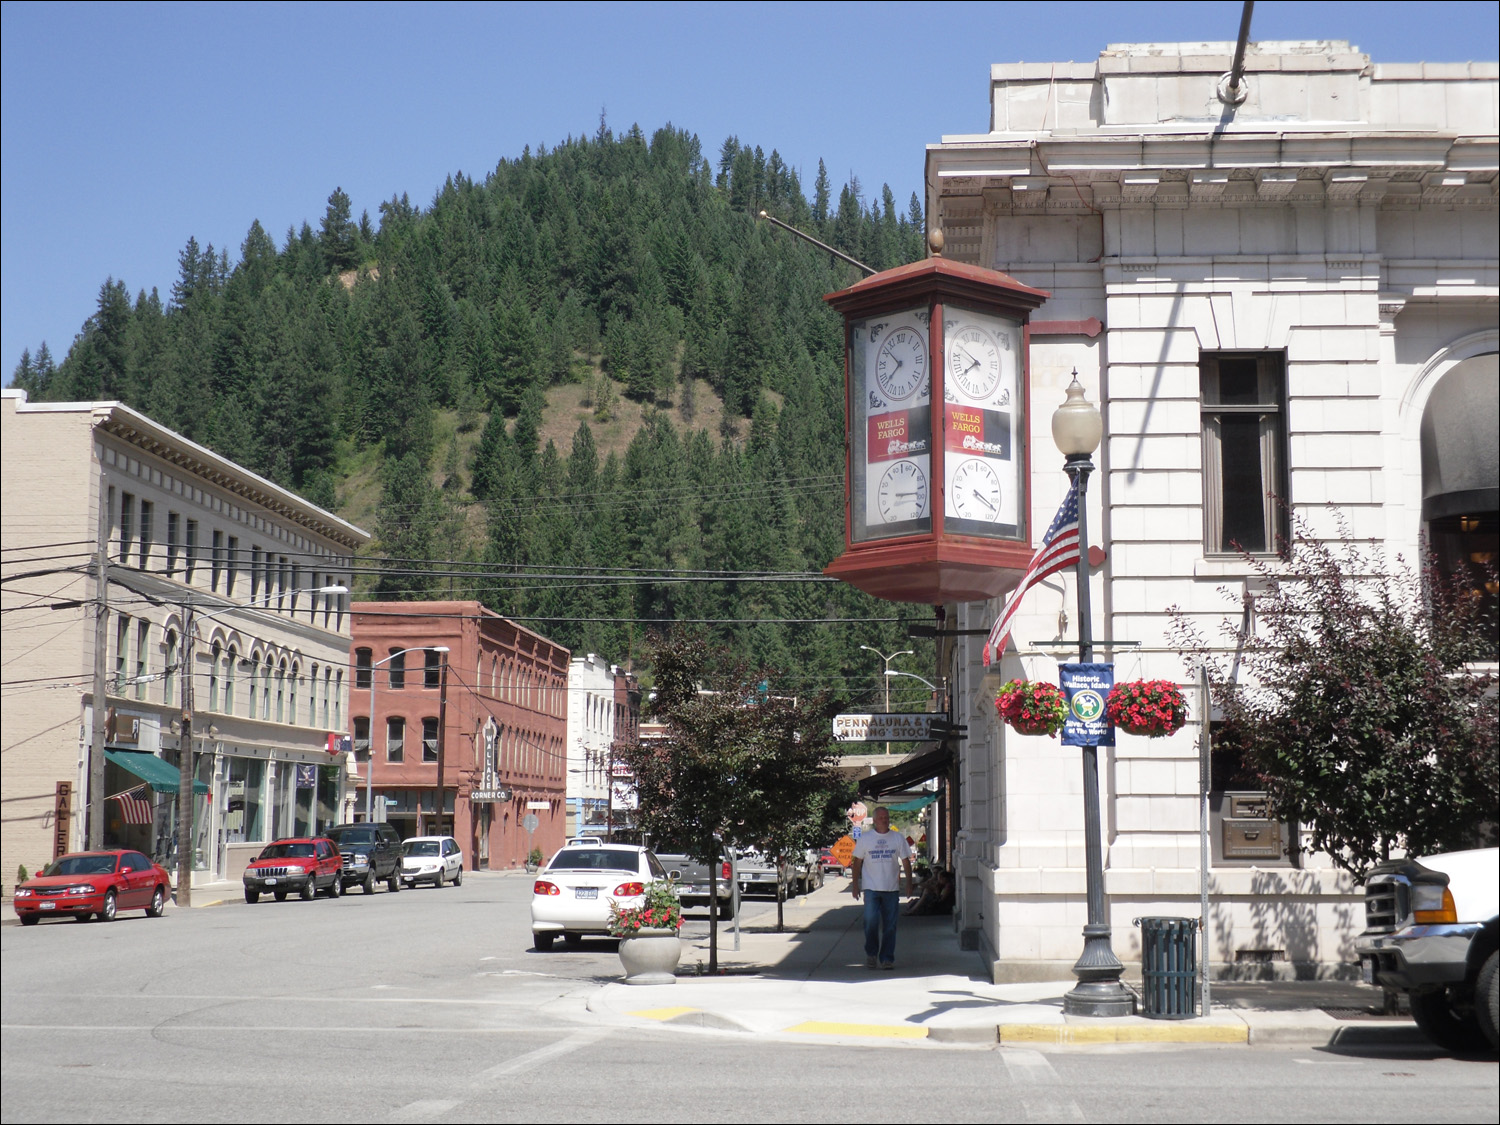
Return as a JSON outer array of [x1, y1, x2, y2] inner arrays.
[[1060, 662, 1114, 747], [832, 713, 940, 743]]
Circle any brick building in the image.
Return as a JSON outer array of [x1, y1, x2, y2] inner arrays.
[[350, 602, 568, 868]]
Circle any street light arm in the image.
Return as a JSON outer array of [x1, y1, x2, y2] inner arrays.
[[884, 669, 938, 691]]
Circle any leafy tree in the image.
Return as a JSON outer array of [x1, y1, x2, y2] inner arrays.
[[616, 631, 849, 967], [1169, 510, 1498, 878]]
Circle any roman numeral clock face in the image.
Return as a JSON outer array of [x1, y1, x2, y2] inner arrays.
[[948, 326, 1001, 401], [876, 327, 927, 402]]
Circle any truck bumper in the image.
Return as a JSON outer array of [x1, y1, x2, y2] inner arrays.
[[1356, 923, 1481, 990]]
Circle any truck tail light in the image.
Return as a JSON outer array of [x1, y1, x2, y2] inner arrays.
[[614, 882, 645, 896], [721, 862, 731, 880], [533, 880, 560, 896], [1412, 886, 1458, 924]]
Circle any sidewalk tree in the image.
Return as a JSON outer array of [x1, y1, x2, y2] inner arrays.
[[1169, 509, 1498, 878], [617, 631, 851, 969]]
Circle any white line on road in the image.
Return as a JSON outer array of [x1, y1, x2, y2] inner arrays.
[[473, 1028, 612, 1083], [390, 1099, 460, 1121], [1002, 1048, 1087, 1123]]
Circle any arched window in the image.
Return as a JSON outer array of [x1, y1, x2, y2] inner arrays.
[[354, 647, 372, 691], [276, 659, 287, 724], [164, 630, 179, 706], [288, 662, 299, 725], [224, 646, 237, 716], [333, 670, 343, 729], [246, 657, 258, 719], [307, 664, 318, 726], [208, 639, 220, 713], [322, 667, 332, 729], [386, 716, 405, 763]]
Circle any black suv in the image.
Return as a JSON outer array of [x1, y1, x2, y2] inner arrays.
[[326, 823, 403, 894]]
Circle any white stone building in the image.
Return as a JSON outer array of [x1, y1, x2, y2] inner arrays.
[[924, 41, 1497, 979], [1, 390, 368, 886], [565, 653, 617, 837]]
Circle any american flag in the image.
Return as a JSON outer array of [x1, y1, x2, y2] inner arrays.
[[982, 480, 1082, 666], [110, 784, 154, 826]]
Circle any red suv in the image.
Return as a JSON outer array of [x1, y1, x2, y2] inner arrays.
[[243, 838, 343, 903]]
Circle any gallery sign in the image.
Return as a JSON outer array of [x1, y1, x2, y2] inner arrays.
[[832, 713, 940, 743]]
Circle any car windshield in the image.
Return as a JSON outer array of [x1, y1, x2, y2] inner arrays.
[[404, 840, 440, 856], [548, 848, 640, 872], [43, 855, 117, 876], [259, 843, 315, 859], [329, 827, 375, 845]]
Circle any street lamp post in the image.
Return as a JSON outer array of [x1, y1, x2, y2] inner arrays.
[[1051, 372, 1134, 1018], [860, 645, 913, 753], [365, 646, 449, 827], [176, 584, 347, 908]]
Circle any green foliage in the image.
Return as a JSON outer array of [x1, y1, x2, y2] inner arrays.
[[1170, 509, 1499, 878]]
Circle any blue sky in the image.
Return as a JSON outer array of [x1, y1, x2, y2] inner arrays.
[[3, 0, 1496, 382]]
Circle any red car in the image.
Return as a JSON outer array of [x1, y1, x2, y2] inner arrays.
[[242, 837, 343, 903], [13, 850, 170, 925]]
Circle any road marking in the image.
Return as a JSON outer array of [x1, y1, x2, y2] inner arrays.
[[473, 1029, 611, 1082], [1003, 1049, 1086, 1123], [627, 1007, 701, 1020], [391, 1099, 459, 1121], [1, 1024, 567, 1035], [785, 1020, 927, 1039]]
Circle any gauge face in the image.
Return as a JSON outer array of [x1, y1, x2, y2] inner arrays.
[[950, 458, 1002, 521], [877, 460, 928, 523], [947, 325, 1002, 402], [875, 326, 928, 402]]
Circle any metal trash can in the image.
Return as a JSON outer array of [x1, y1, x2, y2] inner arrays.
[[1135, 916, 1199, 1019]]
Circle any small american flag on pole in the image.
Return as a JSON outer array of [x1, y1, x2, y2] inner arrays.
[[982, 480, 1082, 667], [110, 784, 154, 826]]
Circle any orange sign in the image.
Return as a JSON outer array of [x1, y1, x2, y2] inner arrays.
[[831, 835, 856, 869]]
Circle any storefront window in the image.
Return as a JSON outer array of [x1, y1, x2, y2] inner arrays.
[[225, 757, 265, 843], [294, 764, 316, 836]]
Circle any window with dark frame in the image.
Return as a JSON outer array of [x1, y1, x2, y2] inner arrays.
[[184, 520, 199, 581], [166, 512, 180, 575], [424, 648, 442, 689], [1200, 352, 1289, 556], [226, 536, 238, 596], [119, 493, 134, 564], [388, 650, 406, 690], [386, 716, 405, 763], [211, 529, 224, 591], [354, 648, 372, 691], [137, 501, 153, 569], [422, 717, 439, 763]]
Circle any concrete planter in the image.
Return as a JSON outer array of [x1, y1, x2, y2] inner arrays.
[[618, 929, 682, 984]]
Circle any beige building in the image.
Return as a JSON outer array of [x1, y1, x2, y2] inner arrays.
[[1, 390, 368, 887]]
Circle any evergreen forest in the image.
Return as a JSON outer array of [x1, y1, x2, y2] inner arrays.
[[10, 121, 936, 702]]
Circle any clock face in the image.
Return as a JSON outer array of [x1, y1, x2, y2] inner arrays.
[[875, 326, 928, 402], [947, 325, 1002, 402], [877, 460, 928, 523], [950, 458, 1002, 521]]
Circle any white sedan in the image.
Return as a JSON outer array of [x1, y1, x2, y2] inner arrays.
[[530, 844, 667, 950], [400, 836, 464, 888]]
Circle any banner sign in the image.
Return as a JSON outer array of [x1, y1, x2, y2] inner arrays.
[[1060, 662, 1115, 747], [295, 764, 317, 789], [832, 713, 938, 743]]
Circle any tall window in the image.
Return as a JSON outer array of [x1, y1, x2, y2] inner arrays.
[[334, 671, 343, 729], [211, 530, 224, 591], [386, 716, 405, 763], [354, 648, 372, 690], [166, 512, 181, 575], [226, 536, 239, 596], [137, 501, 153, 569], [184, 520, 199, 582], [287, 662, 297, 725], [135, 620, 149, 700], [291, 565, 301, 613], [353, 715, 370, 754], [224, 646, 237, 715], [250, 546, 262, 599], [307, 664, 318, 726], [247, 658, 259, 719], [262, 657, 273, 720], [164, 629, 179, 705], [1200, 352, 1288, 555], [388, 650, 406, 691], [424, 648, 442, 689], [279, 557, 290, 609], [322, 668, 332, 728], [114, 614, 130, 692], [119, 494, 134, 565], [422, 717, 440, 763], [208, 641, 221, 711]]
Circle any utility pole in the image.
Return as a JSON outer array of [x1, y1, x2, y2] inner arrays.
[[88, 478, 110, 850], [435, 655, 449, 836], [177, 604, 195, 906]]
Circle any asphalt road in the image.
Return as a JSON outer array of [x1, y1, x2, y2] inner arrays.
[[3, 872, 1496, 1124]]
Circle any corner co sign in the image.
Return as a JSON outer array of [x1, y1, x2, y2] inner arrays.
[[1060, 662, 1114, 747]]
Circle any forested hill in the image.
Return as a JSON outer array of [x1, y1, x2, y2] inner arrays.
[[10, 122, 933, 697]]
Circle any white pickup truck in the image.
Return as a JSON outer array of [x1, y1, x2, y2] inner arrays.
[[1355, 847, 1499, 1051]]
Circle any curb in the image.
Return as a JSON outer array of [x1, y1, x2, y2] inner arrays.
[[998, 1021, 1248, 1046]]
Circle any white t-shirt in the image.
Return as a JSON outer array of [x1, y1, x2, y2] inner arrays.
[[852, 830, 911, 892]]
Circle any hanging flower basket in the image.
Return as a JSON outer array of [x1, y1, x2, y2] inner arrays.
[[1105, 679, 1189, 738], [994, 679, 1068, 738]]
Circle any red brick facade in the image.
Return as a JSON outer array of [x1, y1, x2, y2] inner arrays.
[[351, 602, 568, 869]]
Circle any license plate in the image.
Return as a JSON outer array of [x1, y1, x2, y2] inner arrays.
[[263, 877, 278, 886], [575, 887, 598, 900], [39, 902, 55, 910], [1361, 957, 1374, 985]]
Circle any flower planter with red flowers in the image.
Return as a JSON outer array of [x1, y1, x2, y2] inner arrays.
[[1105, 679, 1189, 738], [994, 679, 1068, 738], [610, 881, 684, 985]]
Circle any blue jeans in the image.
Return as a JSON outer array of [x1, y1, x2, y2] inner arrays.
[[863, 889, 900, 964]]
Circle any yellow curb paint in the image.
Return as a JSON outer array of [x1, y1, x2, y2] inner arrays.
[[999, 1023, 1247, 1045], [628, 1007, 701, 1021], [786, 1021, 928, 1040]]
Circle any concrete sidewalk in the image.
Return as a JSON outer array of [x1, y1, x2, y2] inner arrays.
[[585, 882, 1423, 1049]]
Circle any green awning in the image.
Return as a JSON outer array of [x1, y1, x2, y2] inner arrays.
[[105, 749, 209, 794], [884, 794, 939, 813]]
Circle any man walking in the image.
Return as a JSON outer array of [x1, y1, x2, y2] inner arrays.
[[850, 806, 913, 969]]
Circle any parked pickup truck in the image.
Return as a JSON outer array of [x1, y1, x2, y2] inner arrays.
[[737, 848, 793, 900], [656, 850, 735, 919], [1355, 847, 1498, 1051]]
